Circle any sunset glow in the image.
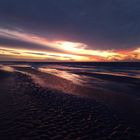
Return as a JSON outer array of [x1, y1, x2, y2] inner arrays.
[[0, 28, 139, 62]]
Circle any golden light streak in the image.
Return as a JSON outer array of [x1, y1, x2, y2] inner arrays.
[[0, 46, 89, 61]]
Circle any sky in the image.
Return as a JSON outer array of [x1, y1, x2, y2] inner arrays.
[[0, 0, 140, 62]]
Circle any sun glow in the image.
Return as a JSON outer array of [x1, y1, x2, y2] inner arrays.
[[55, 41, 121, 58]]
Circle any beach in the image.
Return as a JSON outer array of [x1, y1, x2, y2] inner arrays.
[[0, 63, 140, 139]]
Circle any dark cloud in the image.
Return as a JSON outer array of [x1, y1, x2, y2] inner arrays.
[[25, 52, 46, 55], [0, 0, 140, 50], [0, 36, 64, 52]]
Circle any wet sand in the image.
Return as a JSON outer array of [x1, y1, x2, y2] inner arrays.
[[13, 66, 140, 128], [0, 66, 140, 139]]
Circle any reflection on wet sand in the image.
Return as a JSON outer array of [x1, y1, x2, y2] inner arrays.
[[38, 67, 87, 85], [0, 65, 15, 72]]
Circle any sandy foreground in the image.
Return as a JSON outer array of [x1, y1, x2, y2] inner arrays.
[[0, 67, 140, 139]]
